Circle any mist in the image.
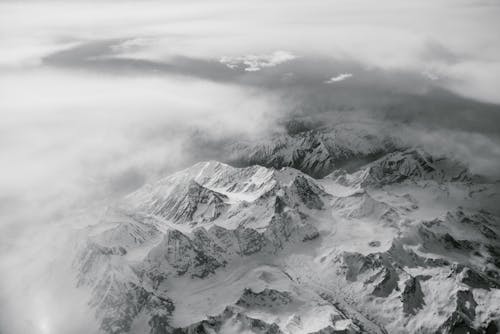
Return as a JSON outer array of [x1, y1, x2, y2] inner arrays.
[[1, 0, 500, 333]]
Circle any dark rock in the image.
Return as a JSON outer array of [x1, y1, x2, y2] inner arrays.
[[371, 267, 399, 298], [289, 175, 325, 209], [438, 290, 478, 334], [401, 276, 426, 315], [172, 306, 284, 334], [235, 288, 293, 309]]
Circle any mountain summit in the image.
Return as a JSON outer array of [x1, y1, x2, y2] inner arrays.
[[75, 146, 500, 333]]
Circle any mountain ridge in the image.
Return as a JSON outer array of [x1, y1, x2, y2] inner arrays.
[[74, 145, 500, 333]]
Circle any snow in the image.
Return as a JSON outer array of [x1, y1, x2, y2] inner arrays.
[[75, 147, 500, 333], [166, 262, 292, 327]]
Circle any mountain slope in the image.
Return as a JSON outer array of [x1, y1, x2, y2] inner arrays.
[[74, 149, 500, 333], [227, 122, 402, 178]]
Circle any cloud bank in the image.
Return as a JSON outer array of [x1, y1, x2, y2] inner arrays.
[[1, 1, 500, 333]]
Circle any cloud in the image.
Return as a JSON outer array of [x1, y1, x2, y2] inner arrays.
[[0, 67, 280, 198], [0, 222, 98, 334], [219, 51, 297, 71], [2, 0, 500, 102], [421, 70, 439, 81], [324, 73, 353, 83], [0, 66, 282, 334], [395, 125, 500, 178], [1, 1, 500, 333]]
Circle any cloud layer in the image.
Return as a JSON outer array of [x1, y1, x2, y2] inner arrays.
[[1, 1, 500, 333]]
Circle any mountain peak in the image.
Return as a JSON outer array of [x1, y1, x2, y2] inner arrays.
[[75, 145, 500, 334]]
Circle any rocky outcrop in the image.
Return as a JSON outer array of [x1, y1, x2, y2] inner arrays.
[[328, 149, 475, 188], [308, 326, 358, 334], [227, 125, 400, 178], [331, 190, 398, 221], [100, 283, 174, 334], [172, 306, 283, 334], [438, 290, 478, 334], [235, 288, 293, 309], [289, 175, 326, 209], [146, 229, 225, 278], [137, 180, 229, 224], [401, 276, 427, 315]]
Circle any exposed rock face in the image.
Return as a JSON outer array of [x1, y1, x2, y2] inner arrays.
[[227, 124, 400, 178], [438, 290, 479, 334], [328, 149, 477, 189], [307, 327, 357, 334], [370, 267, 400, 297], [146, 229, 225, 278], [366, 150, 445, 185], [235, 288, 293, 309], [131, 180, 229, 224], [172, 306, 284, 334], [74, 146, 500, 334], [290, 175, 326, 209], [331, 191, 396, 220], [99, 283, 174, 334], [401, 276, 426, 315]]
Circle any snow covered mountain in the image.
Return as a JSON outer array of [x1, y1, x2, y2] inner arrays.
[[74, 143, 500, 333], [227, 122, 402, 178]]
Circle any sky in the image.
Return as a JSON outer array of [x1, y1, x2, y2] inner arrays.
[[0, 0, 500, 333]]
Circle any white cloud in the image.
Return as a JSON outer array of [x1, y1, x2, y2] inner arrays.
[[0, 65, 284, 333], [220, 51, 297, 71], [1, 0, 499, 102], [0, 68, 279, 197], [324, 73, 353, 83]]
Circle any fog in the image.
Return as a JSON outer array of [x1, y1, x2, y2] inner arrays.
[[1, 0, 500, 333]]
